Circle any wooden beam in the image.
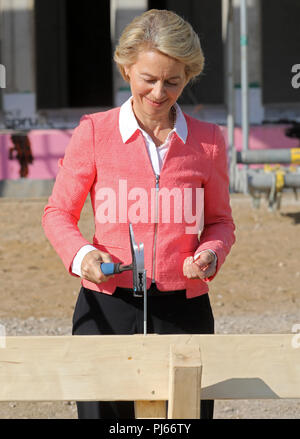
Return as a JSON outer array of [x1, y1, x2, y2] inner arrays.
[[134, 401, 166, 418], [0, 334, 300, 401], [168, 344, 202, 419]]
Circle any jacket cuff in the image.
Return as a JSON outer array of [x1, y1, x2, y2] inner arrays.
[[194, 249, 218, 265], [193, 248, 219, 282], [71, 244, 98, 277]]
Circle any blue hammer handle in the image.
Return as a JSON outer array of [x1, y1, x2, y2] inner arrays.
[[100, 263, 118, 275], [100, 262, 132, 276]]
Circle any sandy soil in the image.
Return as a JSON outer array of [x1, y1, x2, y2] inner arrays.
[[0, 192, 300, 419], [1, 192, 299, 320]]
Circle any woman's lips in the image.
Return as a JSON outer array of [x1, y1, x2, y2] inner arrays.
[[145, 97, 167, 107]]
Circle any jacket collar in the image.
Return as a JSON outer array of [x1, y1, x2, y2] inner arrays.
[[119, 96, 188, 144]]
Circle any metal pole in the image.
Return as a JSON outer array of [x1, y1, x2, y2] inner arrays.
[[240, 0, 249, 192], [143, 269, 147, 335], [236, 148, 300, 164], [226, 0, 236, 192], [223, 0, 236, 191], [247, 171, 300, 190]]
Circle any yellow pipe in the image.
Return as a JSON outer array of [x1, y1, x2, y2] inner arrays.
[[291, 148, 300, 164]]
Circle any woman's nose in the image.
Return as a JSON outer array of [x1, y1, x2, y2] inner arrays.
[[151, 81, 166, 100]]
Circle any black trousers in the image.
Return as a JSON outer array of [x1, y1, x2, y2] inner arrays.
[[72, 284, 215, 419]]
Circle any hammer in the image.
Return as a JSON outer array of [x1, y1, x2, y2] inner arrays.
[[100, 224, 147, 334]]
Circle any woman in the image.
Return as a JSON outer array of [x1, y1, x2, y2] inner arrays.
[[42, 9, 235, 419]]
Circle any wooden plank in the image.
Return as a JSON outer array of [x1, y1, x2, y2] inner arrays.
[[134, 401, 166, 418], [0, 334, 300, 401], [168, 344, 202, 419]]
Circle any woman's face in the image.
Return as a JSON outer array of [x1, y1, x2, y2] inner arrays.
[[124, 50, 187, 119]]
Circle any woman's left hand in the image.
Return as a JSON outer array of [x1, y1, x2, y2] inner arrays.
[[183, 251, 217, 280]]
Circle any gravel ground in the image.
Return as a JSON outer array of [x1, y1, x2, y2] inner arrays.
[[0, 312, 299, 419]]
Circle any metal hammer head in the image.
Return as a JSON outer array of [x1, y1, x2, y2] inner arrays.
[[129, 223, 145, 293]]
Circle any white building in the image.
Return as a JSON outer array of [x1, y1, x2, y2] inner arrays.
[[0, 0, 299, 130]]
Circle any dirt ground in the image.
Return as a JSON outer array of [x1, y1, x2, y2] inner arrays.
[[1, 192, 299, 319], [0, 191, 300, 419]]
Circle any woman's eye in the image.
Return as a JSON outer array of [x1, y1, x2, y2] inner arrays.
[[144, 79, 177, 86]]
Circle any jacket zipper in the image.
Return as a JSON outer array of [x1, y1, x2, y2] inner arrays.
[[152, 173, 160, 283], [139, 133, 174, 283]]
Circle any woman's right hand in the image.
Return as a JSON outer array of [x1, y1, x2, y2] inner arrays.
[[80, 249, 115, 284]]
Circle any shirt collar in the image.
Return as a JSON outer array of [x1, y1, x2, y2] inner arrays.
[[119, 96, 188, 144]]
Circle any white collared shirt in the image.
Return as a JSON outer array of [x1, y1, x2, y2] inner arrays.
[[72, 98, 216, 276], [119, 96, 188, 175]]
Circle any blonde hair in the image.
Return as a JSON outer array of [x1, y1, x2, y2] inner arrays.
[[114, 9, 205, 83]]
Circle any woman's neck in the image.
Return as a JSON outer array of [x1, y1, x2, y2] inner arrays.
[[131, 100, 176, 146]]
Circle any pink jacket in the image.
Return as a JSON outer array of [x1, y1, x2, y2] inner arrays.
[[42, 107, 235, 299]]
